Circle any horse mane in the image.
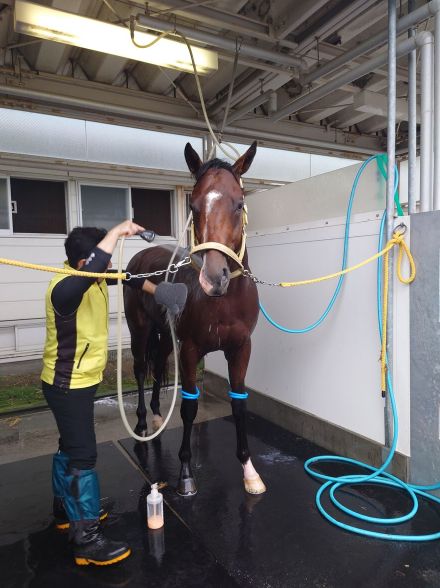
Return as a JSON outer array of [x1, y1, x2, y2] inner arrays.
[[194, 158, 235, 183]]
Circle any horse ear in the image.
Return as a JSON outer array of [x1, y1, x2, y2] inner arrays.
[[232, 141, 257, 177], [184, 142, 203, 176]]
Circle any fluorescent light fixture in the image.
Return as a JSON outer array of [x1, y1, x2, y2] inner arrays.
[[14, 0, 218, 75]]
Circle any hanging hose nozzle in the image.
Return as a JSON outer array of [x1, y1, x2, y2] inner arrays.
[[138, 230, 156, 242]]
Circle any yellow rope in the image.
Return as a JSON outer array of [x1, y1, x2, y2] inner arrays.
[[0, 258, 127, 280], [381, 244, 390, 395], [279, 232, 415, 288]]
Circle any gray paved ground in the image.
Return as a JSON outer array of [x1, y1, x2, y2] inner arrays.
[[0, 388, 231, 465]]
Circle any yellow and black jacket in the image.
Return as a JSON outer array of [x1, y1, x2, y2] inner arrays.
[[41, 259, 109, 389]]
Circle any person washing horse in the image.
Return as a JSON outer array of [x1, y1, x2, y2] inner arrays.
[[41, 219, 187, 567]]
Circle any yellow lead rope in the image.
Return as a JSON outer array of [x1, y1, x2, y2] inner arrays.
[[0, 258, 127, 280], [279, 231, 415, 288]]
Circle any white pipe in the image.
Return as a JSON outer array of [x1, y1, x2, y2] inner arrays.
[[136, 13, 307, 69], [434, 11, 440, 210], [418, 32, 434, 212], [408, 0, 417, 214]]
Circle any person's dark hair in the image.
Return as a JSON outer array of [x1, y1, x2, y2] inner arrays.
[[65, 227, 107, 268]]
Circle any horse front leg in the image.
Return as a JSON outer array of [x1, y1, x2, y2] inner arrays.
[[177, 341, 200, 496], [226, 340, 266, 495]]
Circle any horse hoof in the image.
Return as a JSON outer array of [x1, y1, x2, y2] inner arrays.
[[134, 425, 148, 437], [152, 415, 164, 432], [176, 477, 198, 497], [244, 475, 266, 495]]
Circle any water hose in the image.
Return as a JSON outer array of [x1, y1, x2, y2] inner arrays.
[[259, 155, 399, 333], [304, 211, 440, 540], [115, 213, 194, 442]]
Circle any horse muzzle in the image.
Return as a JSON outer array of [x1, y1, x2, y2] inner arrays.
[[199, 250, 230, 296]]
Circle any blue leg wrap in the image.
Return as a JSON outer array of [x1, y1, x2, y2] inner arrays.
[[52, 450, 69, 499], [229, 391, 249, 400], [181, 387, 200, 400], [62, 469, 101, 522]]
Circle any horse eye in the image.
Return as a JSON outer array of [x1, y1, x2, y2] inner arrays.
[[237, 202, 244, 211]]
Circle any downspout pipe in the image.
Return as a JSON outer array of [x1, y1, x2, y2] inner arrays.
[[302, 0, 440, 86], [434, 12, 440, 210], [135, 14, 307, 70], [407, 0, 417, 214], [384, 0, 397, 450], [417, 31, 434, 213], [271, 35, 420, 123]]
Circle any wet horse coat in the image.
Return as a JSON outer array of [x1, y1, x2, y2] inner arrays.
[[124, 141, 265, 495]]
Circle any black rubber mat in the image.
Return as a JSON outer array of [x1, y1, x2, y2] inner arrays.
[[120, 414, 440, 588]]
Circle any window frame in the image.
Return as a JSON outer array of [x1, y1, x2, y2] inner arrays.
[[8, 175, 68, 237], [78, 181, 131, 229], [0, 176, 12, 236], [129, 184, 177, 239]]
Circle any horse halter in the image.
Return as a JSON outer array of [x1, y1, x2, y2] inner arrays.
[[189, 178, 248, 279]]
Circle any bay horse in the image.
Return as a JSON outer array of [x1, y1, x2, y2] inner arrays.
[[124, 141, 266, 496]]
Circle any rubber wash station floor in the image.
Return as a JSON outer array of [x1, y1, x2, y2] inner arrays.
[[2, 404, 440, 588]]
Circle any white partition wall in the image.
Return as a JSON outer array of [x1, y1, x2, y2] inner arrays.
[[205, 163, 411, 455]]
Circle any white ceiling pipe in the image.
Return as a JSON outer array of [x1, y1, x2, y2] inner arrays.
[[417, 31, 434, 213], [135, 14, 307, 69], [271, 35, 420, 123], [303, 0, 440, 86], [0, 83, 378, 154]]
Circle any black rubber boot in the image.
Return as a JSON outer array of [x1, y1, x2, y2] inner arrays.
[[54, 496, 113, 531], [73, 520, 131, 566]]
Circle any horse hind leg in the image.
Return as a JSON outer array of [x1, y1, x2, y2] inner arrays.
[[150, 332, 173, 432], [131, 328, 150, 437]]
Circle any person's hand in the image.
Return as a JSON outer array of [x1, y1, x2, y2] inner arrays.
[[111, 220, 146, 238], [154, 282, 188, 316]]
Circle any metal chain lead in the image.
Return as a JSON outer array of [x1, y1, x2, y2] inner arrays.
[[127, 258, 280, 286], [242, 268, 281, 287], [126, 256, 192, 280]]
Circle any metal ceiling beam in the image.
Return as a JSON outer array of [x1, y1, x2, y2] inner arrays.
[[271, 35, 419, 122], [275, 0, 330, 40], [0, 75, 381, 155], [302, 0, 440, 86], [135, 13, 307, 69], [294, 0, 378, 55]]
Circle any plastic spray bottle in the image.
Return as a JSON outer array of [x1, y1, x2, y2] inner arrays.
[[147, 483, 164, 529]]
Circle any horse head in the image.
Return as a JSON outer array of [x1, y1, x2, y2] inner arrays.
[[184, 141, 257, 296]]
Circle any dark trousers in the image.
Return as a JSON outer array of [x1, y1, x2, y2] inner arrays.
[[42, 381, 98, 470]]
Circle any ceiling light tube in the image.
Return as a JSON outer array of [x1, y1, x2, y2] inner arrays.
[[14, 0, 218, 75]]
